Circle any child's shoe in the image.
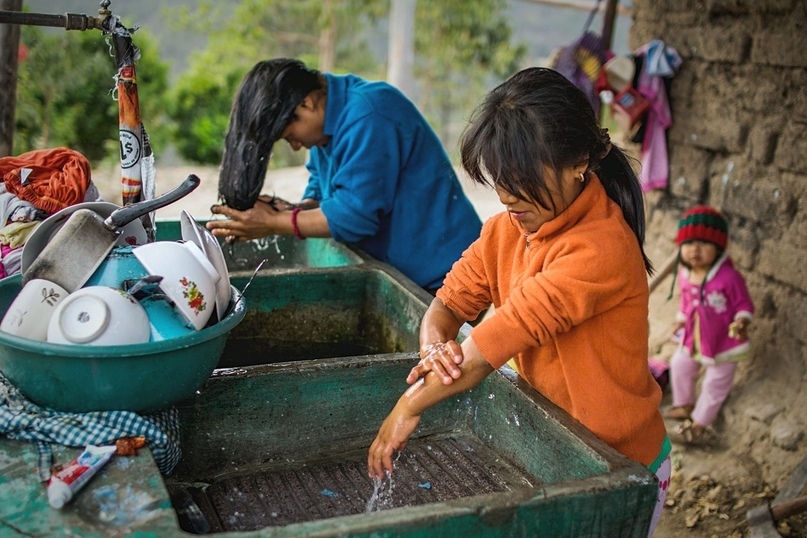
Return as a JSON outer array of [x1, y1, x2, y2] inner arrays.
[[671, 419, 716, 447]]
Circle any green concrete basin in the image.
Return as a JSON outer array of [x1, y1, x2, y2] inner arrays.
[[0, 221, 657, 536], [156, 220, 364, 273], [164, 356, 657, 536], [220, 268, 426, 368]]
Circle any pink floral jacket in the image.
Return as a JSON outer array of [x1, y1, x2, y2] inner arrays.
[[675, 254, 754, 362]]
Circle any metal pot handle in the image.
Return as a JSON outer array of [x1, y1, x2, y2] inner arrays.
[[104, 174, 201, 231]]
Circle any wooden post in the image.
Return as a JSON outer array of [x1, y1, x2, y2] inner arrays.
[[387, 0, 416, 99], [0, 0, 22, 157], [600, 0, 618, 50], [317, 0, 335, 72]]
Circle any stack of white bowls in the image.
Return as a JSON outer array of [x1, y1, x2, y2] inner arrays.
[[0, 279, 151, 346], [1, 210, 231, 346]]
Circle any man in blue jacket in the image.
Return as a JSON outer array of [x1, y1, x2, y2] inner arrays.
[[208, 58, 481, 292]]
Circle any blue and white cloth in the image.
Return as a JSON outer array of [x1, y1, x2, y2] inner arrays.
[[0, 373, 181, 481], [642, 39, 683, 78]]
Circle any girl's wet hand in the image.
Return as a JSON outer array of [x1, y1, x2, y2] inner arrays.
[[407, 341, 464, 385], [367, 403, 421, 480]]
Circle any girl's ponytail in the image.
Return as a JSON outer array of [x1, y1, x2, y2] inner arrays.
[[595, 137, 653, 276]]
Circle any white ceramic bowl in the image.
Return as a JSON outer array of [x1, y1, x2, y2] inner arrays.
[[22, 201, 148, 274], [180, 210, 232, 321], [0, 278, 68, 341], [133, 241, 220, 330], [47, 286, 151, 346]]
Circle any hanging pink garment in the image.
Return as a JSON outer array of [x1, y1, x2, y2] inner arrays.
[[637, 73, 672, 191], [634, 40, 682, 192]]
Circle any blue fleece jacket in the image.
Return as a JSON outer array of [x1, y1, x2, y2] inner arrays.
[[303, 73, 481, 289]]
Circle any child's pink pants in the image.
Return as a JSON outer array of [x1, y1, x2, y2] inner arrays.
[[670, 346, 737, 427]]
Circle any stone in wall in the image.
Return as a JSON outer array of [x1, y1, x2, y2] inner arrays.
[[666, 144, 712, 201], [748, 124, 778, 165], [751, 23, 807, 68], [757, 235, 807, 293], [774, 122, 807, 173], [711, 166, 796, 225], [727, 220, 759, 271], [690, 25, 750, 64], [668, 64, 748, 153]]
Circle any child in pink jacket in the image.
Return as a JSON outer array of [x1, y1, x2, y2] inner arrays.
[[666, 206, 754, 444]]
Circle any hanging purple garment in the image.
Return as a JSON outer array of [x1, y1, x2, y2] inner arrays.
[[552, 31, 605, 114]]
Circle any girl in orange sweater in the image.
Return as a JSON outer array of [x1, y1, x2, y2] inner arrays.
[[367, 67, 670, 535]]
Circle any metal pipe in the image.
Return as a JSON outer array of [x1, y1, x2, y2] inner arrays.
[[0, 11, 105, 31], [0, 0, 22, 157]]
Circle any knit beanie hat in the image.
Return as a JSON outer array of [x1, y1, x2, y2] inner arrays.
[[676, 206, 728, 250]]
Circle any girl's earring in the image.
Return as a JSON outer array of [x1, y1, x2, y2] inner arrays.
[[579, 173, 586, 183]]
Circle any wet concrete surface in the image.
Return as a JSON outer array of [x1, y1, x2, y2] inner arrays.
[[168, 434, 536, 533]]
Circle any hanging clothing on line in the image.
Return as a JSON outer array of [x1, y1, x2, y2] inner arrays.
[[634, 40, 682, 192], [550, 0, 606, 115]]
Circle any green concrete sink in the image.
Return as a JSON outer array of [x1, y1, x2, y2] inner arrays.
[[156, 220, 364, 273], [220, 268, 426, 368], [0, 221, 657, 536], [164, 356, 657, 536]]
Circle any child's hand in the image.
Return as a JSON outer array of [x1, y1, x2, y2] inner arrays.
[[728, 318, 750, 340], [367, 403, 421, 479], [671, 322, 685, 343], [406, 341, 464, 385]]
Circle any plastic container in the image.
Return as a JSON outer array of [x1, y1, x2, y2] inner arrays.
[[0, 275, 246, 413]]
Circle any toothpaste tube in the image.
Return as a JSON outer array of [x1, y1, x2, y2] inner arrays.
[[47, 445, 117, 509]]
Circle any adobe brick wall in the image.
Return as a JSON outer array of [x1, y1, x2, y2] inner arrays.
[[631, 0, 807, 482]]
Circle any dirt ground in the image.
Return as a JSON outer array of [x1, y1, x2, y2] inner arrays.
[[91, 161, 805, 538]]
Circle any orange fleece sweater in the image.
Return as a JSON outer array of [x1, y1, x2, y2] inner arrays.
[[437, 176, 666, 466]]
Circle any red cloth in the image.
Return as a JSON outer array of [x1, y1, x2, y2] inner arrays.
[[0, 148, 91, 215]]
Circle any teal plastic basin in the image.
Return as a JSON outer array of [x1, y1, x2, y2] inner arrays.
[[0, 275, 246, 413]]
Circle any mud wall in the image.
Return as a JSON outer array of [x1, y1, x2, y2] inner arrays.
[[631, 0, 807, 484]]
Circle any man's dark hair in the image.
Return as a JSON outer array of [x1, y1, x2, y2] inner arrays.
[[218, 59, 323, 210]]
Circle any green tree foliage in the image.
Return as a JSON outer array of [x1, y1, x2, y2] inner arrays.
[[169, 64, 244, 165], [414, 0, 526, 151], [165, 0, 384, 166], [165, 0, 525, 167], [14, 25, 169, 164]]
